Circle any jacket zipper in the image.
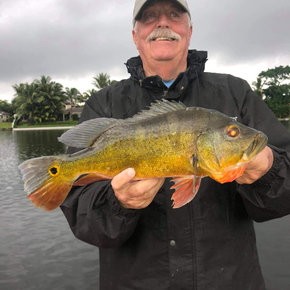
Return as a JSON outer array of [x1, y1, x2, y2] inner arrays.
[[163, 89, 168, 98], [190, 202, 197, 290]]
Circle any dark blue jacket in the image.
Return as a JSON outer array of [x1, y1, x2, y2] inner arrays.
[[61, 50, 290, 290]]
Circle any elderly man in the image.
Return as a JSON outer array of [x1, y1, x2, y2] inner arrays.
[[61, 0, 290, 289]]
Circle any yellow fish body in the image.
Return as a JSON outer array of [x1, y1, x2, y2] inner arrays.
[[19, 100, 268, 211]]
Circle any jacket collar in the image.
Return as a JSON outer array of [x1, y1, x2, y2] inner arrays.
[[125, 50, 208, 88]]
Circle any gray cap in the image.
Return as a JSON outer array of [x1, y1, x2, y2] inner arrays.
[[133, 0, 191, 26]]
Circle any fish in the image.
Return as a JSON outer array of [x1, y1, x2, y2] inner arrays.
[[18, 99, 268, 211]]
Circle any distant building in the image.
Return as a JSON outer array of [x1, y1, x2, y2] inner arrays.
[[62, 103, 83, 121], [0, 111, 11, 122]]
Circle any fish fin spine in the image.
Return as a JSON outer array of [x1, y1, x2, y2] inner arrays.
[[129, 99, 187, 122]]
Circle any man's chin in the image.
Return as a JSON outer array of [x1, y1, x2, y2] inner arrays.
[[150, 43, 179, 59], [152, 52, 178, 61]]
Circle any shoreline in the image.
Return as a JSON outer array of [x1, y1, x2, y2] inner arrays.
[[12, 126, 73, 131]]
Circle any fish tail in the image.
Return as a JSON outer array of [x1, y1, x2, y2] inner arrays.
[[18, 156, 73, 211]]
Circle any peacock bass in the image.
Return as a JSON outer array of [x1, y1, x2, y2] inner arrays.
[[19, 99, 268, 211]]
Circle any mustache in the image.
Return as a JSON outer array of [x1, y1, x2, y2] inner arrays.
[[146, 28, 181, 42]]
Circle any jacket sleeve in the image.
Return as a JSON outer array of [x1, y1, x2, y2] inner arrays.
[[238, 146, 290, 222], [60, 91, 141, 248], [234, 77, 290, 222]]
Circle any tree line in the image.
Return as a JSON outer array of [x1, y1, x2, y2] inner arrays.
[[0, 73, 116, 124], [251, 65, 290, 118], [1, 67, 290, 122]]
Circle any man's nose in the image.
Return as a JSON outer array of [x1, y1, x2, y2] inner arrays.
[[156, 13, 170, 28]]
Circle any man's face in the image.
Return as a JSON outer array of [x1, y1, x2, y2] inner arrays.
[[132, 0, 192, 64]]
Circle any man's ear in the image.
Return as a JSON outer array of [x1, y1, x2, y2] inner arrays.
[[188, 25, 193, 46], [132, 29, 138, 49]]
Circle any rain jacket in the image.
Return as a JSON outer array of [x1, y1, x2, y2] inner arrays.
[[61, 50, 290, 290]]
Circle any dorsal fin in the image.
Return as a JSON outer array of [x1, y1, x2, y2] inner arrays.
[[58, 100, 186, 148], [58, 118, 123, 148], [129, 99, 187, 122]]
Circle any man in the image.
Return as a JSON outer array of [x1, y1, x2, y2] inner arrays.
[[61, 0, 290, 289]]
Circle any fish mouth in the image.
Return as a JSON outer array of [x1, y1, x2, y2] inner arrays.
[[241, 133, 268, 163]]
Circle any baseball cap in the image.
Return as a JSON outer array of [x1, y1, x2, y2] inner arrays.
[[133, 0, 191, 26]]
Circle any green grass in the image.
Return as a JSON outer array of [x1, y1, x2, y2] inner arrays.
[[0, 122, 12, 129], [15, 121, 78, 128]]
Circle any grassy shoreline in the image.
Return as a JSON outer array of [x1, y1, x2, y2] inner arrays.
[[0, 122, 12, 129], [0, 121, 78, 130]]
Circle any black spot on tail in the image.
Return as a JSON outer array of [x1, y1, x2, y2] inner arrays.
[[50, 167, 58, 175]]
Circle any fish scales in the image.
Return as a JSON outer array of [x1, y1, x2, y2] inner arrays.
[[66, 109, 199, 178]]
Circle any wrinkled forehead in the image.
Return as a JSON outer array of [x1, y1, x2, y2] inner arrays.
[[135, 0, 187, 22]]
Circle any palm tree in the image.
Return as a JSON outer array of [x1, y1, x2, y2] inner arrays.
[[64, 87, 84, 120], [0, 100, 13, 114], [34, 76, 65, 122], [82, 89, 97, 101], [13, 76, 66, 123], [12, 82, 39, 124], [92, 73, 117, 90]]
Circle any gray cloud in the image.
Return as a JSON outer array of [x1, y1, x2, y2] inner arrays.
[[1, 0, 290, 101]]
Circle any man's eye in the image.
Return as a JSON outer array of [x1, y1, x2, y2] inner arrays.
[[171, 12, 179, 17], [143, 12, 156, 20]]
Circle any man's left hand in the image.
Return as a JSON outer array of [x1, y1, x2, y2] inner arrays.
[[235, 146, 274, 184]]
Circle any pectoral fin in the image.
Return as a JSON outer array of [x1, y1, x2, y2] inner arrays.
[[170, 176, 201, 208]]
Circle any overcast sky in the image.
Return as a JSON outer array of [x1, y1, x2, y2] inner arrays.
[[1, 0, 290, 103]]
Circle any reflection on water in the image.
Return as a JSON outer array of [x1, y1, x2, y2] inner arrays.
[[1, 125, 290, 290], [0, 130, 99, 290], [14, 130, 67, 160]]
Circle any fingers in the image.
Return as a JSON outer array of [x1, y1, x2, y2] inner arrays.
[[235, 146, 273, 184], [111, 168, 136, 190], [111, 168, 165, 209], [131, 178, 164, 197]]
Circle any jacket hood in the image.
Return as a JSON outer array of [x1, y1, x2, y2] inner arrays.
[[125, 50, 208, 85]]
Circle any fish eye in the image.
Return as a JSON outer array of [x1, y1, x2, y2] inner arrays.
[[227, 125, 240, 138]]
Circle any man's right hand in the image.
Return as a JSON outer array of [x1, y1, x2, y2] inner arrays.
[[111, 168, 165, 209]]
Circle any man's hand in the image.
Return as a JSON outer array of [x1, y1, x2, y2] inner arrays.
[[111, 168, 165, 209], [235, 146, 274, 184]]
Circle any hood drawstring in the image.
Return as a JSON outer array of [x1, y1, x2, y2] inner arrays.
[[195, 71, 200, 107]]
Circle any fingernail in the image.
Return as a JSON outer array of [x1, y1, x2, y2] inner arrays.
[[127, 168, 135, 177]]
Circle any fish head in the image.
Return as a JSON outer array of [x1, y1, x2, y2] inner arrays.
[[196, 113, 268, 183]]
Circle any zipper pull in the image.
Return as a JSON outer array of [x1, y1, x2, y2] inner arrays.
[[163, 90, 168, 97]]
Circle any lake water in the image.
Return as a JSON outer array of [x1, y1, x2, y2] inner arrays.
[[0, 130, 99, 290], [1, 127, 290, 290]]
